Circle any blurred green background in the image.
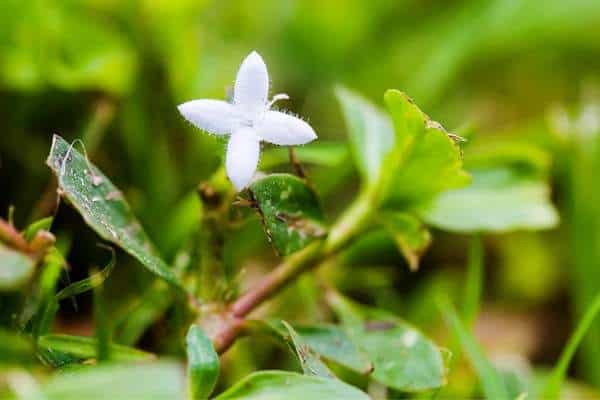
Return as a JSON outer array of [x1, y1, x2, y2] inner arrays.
[[2, 0, 600, 397]]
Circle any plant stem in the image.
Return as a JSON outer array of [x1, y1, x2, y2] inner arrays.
[[212, 188, 377, 354], [0, 218, 31, 253]]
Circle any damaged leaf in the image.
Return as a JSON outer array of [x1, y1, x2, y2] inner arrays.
[[250, 174, 326, 255], [380, 212, 431, 271]]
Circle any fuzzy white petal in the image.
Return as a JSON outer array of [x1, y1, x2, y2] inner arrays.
[[234, 51, 269, 110], [178, 100, 237, 135], [255, 110, 317, 145], [226, 127, 261, 191]]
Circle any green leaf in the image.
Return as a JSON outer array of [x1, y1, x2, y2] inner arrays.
[[46, 135, 182, 289], [31, 247, 65, 339], [261, 142, 349, 169], [327, 291, 446, 392], [335, 86, 394, 183], [41, 362, 184, 400], [250, 174, 326, 255], [0, 329, 34, 364], [0, 242, 35, 291], [55, 248, 115, 301], [186, 325, 219, 400], [280, 321, 334, 378], [462, 236, 484, 326], [292, 324, 373, 374], [215, 371, 369, 400], [37, 334, 154, 363], [382, 89, 470, 208], [421, 167, 559, 232], [379, 212, 431, 271], [23, 217, 53, 242], [439, 298, 510, 400], [542, 292, 600, 399]]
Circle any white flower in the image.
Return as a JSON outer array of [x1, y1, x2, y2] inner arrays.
[[178, 51, 318, 191]]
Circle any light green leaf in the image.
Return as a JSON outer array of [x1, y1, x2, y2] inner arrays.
[[327, 291, 446, 392], [250, 174, 326, 256], [215, 371, 369, 400], [439, 298, 510, 400], [0, 329, 34, 364], [280, 321, 334, 378], [382, 89, 470, 208], [46, 135, 182, 289], [421, 168, 559, 232], [31, 247, 65, 339], [23, 217, 53, 242], [41, 362, 184, 400], [380, 213, 431, 271], [0, 242, 35, 291], [335, 86, 394, 183], [292, 324, 373, 375], [37, 335, 154, 363], [186, 325, 219, 400]]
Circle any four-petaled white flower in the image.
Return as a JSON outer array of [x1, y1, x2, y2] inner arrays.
[[178, 51, 317, 191]]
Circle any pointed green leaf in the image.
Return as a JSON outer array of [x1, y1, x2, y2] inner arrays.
[[382, 90, 470, 208], [186, 325, 219, 400], [0, 242, 35, 291], [215, 371, 369, 400], [280, 321, 334, 378], [55, 249, 115, 301], [41, 362, 184, 400], [37, 334, 154, 363], [336, 86, 394, 183], [421, 168, 559, 232], [46, 135, 182, 288], [327, 292, 446, 392], [250, 174, 326, 255], [23, 217, 53, 242], [380, 213, 431, 271], [293, 324, 373, 375]]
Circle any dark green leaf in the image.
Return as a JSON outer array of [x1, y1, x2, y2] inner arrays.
[[380, 212, 431, 271], [186, 325, 219, 400], [37, 334, 154, 363], [382, 89, 470, 208], [214, 371, 369, 400], [293, 324, 373, 374], [421, 168, 559, 232], [327, 291, 446, 392], [46, 135, 182, 289], [336, 87, 394, 183], [31, 248, 65, 339], [41, 362, 184, 400], [0, 242, 35, 291], [250, 174, 326, 255]]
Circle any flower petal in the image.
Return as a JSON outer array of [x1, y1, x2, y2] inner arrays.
[[234, 51, 269, 110], [178, 100, 237, 135], [226, 127, 261, 191], [255, 111, 317, 145]]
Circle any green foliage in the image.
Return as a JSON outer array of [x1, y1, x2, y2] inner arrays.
[[250, 174, 326, 255], [214, 371, 369, 400], [379, 212, 431, 271], [46, 135, 182, 289], [0, 243, 35, 291], [0, 329, 34, 364], [186, 325, 220, 400]]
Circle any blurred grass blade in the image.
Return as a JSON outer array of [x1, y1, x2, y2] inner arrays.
[[0, 329, 34, 364], [0, 242, 36, 291], [31, 248, 65, 339], [37, 334, 154, 363], [439, 298, 509, 400], [93, 270, 109, 362], [542, 292, 600, 399], [22, 217, 53, 242], [41, 362, 184, 400], [186, 324, 219, 400], [462, 235, 483, 326], [214, 371, 369, 400], [55, 247, 115, 301], [46, 135, 183, 289]]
